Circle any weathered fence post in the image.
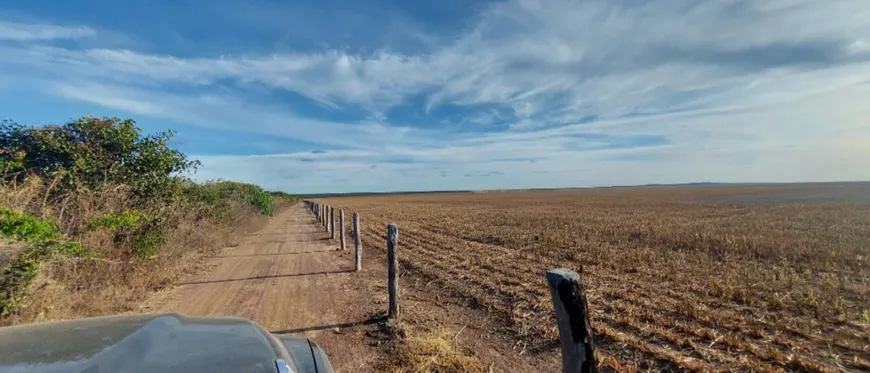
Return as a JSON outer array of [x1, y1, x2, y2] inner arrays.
[[546, 268, 598, 373], [387, 224, 399, 318], [339, 210, 345, 250], [353, 212, 361, 272], [329, 207, 335, 239], [324, 206, 329, 232]]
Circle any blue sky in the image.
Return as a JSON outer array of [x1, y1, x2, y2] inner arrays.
[[1, 0, 869, 193]]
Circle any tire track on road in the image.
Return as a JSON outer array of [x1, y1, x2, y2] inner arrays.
[[141, 204, 363, 339]]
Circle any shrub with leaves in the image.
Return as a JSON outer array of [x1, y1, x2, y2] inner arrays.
[[0, 208, 58, 243], [85, 209, 149, 231], [0, 208, 91, 316], [0, 117, 199, 199], [85, 209, 165, 258], [0, 208, 88, 256], [186, 180, 276, 216]]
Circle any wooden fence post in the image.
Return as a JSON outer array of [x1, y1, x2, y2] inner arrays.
[[339, 210, 345, 250], [324, 206, 329, 232], [387, 224, 399, 318], [546, 268, 598, 373], [353, 212, 361, 272], [329, 207, 335, 239]]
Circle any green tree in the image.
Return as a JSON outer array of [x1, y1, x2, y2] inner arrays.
[[0, 116, 199, 199]]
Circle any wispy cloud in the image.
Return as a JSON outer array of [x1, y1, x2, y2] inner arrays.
[[4, 1, 868, 120], [0, 20, 95, 41], [47, 80, 447, 152]]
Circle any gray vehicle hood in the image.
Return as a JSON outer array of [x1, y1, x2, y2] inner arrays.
[[0, 313, 294, 373]]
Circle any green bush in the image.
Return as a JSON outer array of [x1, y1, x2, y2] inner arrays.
[[185, 180, 276, 216], [122, 221, 166, 258], [252, 190, 274, 216], [0, 208, 91, 316], [0, 209, 58, 243], [85, 209, 148, 231], [0, 117, 199, 199], [85, 209, 165, 258], [0, 245, 49, 316], [269, 190, 299, 204], [0, 208, 90, 257]]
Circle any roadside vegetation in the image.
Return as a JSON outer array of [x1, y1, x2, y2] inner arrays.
[[0, 116, 296, 324]]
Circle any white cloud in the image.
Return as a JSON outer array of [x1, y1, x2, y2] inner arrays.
[[53, 83, 168, 116], [192, 82, 870, 193], [48, 80, 447, 151], [4, 0, 869, 120], [0, 21, 95, 41]]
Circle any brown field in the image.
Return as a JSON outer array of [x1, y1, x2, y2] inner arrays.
[[319, 184, 870, 372]]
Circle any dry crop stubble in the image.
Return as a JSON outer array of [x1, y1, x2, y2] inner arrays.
[[320, 185, 870, 372]]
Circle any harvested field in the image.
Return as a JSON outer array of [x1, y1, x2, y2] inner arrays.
[[319, 183, 870, 372]]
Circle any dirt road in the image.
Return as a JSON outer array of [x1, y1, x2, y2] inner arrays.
[[141, 203, 384, 369]]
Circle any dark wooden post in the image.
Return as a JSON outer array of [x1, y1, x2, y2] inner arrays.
[[353, 212, 361, 271], [329, 207, 335, 239], [387, 224, 399, 318], [339, 209, 345, 250], [546, 268, 598, 373], [324, 206, 329, 232]]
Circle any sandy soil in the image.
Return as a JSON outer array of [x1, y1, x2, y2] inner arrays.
[[140, 204, 385, 371]]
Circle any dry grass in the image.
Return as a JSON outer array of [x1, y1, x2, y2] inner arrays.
[[321, 185, 870, 372], [375, 324, 489, 373], [0, 242, 22, 274], [0, 176, 286, 324]]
